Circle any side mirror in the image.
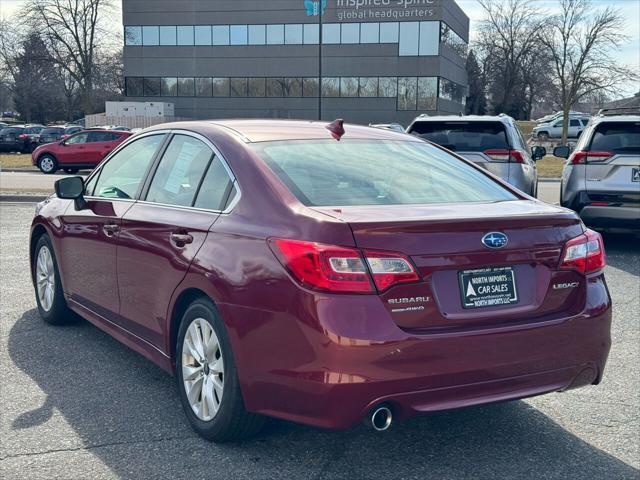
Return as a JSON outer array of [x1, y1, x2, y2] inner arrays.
[[531, 146, 546, 161], [553, 146, 571, 159], [55, 176, 86, 210]]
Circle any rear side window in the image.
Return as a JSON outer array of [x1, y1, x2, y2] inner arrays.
[[589, 122, 640, 153], [193, 157, 234, 210], [94, 134, 165, 199], [252, 139, 517, 207], [41, 128, 64, 135], [409, 121, 509, 152], [146, 135, 212, 207], [88, 132, 120, 142], [1, 127, 24, 134]]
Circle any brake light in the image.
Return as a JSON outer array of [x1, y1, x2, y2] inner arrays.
[[269, 239, 420, 293], [484, 149, 525, 163], [18, 133, 29, 139], [568, 151, 613, 165], [559, 229, 606, 274]]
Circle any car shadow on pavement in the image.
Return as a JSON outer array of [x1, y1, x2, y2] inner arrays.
[[603, 232, 640, 278], [7, 308, 639, 480]]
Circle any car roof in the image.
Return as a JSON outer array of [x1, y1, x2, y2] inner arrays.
[[411, 114, 514, 124], [145, 119, 420, 143], [590, 115, 640, 124]]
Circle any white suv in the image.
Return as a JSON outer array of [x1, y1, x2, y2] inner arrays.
[[533, 117, 590, 141]]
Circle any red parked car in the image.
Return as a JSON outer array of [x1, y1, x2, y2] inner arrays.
[[31, 129, 132, 174], [30, 120, 611, 442]]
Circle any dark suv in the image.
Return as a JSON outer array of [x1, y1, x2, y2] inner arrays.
[[0, 125, 44, 153], [37, 125, 83, 144]]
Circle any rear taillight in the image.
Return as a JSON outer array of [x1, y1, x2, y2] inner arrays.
[[568, 151, 613, 165], [269, 239, 420, 294], [18, 133, 29, 139], [364, 250, 420, 291], [559, 229, 606, 274], [484, 149, 525, 163]]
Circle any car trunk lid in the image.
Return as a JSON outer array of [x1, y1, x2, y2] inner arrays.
[[314, 200, 585, 332]]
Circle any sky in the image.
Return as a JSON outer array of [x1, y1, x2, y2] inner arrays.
[[1, 0, 638, 97]]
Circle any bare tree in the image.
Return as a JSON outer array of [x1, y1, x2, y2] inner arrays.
[[539, 0, 637, 143], [476, 0, 548, 118], [24, 0, 115, 115]]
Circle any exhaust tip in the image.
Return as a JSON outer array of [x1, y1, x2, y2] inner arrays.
[[369, 406, 393, 431]]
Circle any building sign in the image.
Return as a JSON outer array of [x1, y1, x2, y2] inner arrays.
[[304, 0, 328, 16], [335, 0, 438, 21]]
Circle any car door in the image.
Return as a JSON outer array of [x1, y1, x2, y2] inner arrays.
[[116, 132, 235, 349], [61, 132, 91, 164], [86, 132, 120, 164], [57, 133, 166, 321]]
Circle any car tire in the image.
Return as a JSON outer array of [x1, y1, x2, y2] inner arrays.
[[176, 297, 265, 442], [32, 234, 74, 325], [38, 154, 58, 174], [63, 168, 79, 174], [537, 132, 549, 141]]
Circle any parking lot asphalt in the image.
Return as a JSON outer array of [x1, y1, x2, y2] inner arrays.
[[0, 202, 638, 480], [0, 171, 84, 195]]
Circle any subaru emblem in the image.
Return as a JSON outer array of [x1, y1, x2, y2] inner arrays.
[[482, 232, 508, 249]]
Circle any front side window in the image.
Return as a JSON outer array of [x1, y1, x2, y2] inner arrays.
[[65, 133, 89, 145], [252, 140, 517, 206], [93, 135, 165, 199], [146, 135, 212, 207]]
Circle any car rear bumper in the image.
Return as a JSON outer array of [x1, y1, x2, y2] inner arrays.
[[230, 275, 612, 429], [579, 205, 640, 229]]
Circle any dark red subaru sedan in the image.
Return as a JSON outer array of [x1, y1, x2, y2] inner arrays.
[[30, 120, 611, 442]]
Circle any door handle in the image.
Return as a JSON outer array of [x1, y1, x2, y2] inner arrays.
[[103, 223, 120, 237], [170, 232, 193, 247]]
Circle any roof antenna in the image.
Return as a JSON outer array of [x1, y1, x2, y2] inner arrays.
[[326, 118, 345, 141]]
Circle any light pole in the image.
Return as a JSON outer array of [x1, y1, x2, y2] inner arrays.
[[318, 3, 323, 121]]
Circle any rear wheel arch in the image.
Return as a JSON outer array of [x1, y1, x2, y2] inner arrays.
[[168, 287, 215, 368]]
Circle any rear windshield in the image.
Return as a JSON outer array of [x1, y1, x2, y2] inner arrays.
[[41, 128, 64, 134], [251, 140, 517, 207], [1, 127, 24, 134], [408, 121, 510, 152], [589, 122, 640, 153]]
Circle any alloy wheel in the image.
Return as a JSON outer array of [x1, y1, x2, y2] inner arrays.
[[182, 318, 224, 421], [39, 156, 55, 173], [36, 245, 55, 311]]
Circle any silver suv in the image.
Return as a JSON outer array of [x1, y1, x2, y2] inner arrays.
[[555, 108, 640, 229], [406, 114, 541, 196], [532, 116, 590, 141]]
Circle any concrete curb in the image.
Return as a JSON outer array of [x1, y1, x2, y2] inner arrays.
[[0, 195, 47, 203], [0, 167, 39, 173], [539, 178, 561, 182]]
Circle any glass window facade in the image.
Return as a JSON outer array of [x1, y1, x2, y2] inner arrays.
[[341, 23, 360, 44], [439, 78, 467, 104], [230, 25, 248, 45], [441, 23, 468, 59], [127, 76, 444, 111], [266, 24, 284, 44], [212, 26, 230, 45], [285, 24, 303, 44], [159, 26, 177, 45], [142, 26, 159, 46], [124, 21, 466, 59], [177, 26, 194, 46], [360, 23, 379, 44], [194, 26, 212, 46], [248, 24, 266, 45]]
